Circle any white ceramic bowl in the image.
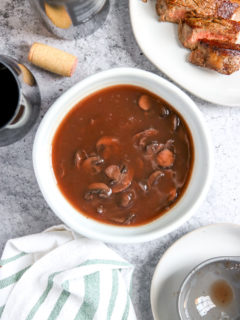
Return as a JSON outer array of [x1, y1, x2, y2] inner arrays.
[[33, 68, 213, 243]]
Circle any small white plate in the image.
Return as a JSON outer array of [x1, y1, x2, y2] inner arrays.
[[150, 223, 240, 320], [129, 0, 240, 106]]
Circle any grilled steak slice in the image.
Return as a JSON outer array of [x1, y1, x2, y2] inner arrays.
[[189, 39, 240, 74], [156, 0, 240, 23], [179, 16, 240, 49]]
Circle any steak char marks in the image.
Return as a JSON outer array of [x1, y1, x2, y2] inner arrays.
[[156, 0, 240, 23], [189, 39, 240, 74], [179, 15, 240, 49]]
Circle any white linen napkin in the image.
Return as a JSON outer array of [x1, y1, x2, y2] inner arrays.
[[0, 225, 136, 320]]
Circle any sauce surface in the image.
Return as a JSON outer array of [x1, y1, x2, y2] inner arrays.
[[52, 85, 194, 226]]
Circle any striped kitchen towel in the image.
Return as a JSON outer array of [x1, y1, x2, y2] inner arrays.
[[0, 225, 136, 320]]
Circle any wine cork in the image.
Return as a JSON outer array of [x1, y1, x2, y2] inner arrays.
[[44, 1, 72, 29], [28, 43, 78, 77]]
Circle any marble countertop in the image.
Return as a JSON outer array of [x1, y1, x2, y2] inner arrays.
[[1, 0, 240, 319]]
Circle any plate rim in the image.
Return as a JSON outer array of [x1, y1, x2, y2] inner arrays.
[[150, 222, 240, 320], [129, 0, 240, 107]]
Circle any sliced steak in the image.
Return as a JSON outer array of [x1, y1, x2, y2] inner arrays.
[[156, 0, 186, 22], [156, 0, 240, 23], [179, 16, 240, 49], [188, 39, 240, 74]]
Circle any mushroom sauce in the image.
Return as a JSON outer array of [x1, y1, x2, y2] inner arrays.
[[52, 85, 194, 226]]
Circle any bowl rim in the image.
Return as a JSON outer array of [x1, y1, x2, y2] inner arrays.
[[33, 67, 214, 243]]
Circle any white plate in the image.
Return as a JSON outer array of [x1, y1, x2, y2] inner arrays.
[[129, 0, 240, 106], [150, 223, 240, 320]]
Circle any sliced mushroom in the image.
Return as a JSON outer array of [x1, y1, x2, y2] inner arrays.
[[74, 149, 87, 169], [145, 141, 164, 157], [109, 212, 136, 225], [112, 165, 134, 193], [156, 149, 175, 168], [84, 183, 112, 200], [159, 105, 170, 118], [168, 188, 177, 202], [170, 114, 180, 131], [109, 216, 126, 224], [138, 181, 149, 192], [105, 165, 121, 181], [138, 94, 152, 111], [120, 190, 135, 208], [133, 128, 158, 150], [96, 136, 119, 159], [148, 170, 164, 188], [82, 156, 104, 174], [165, 139, 175, 150], [124, 212, 136, 225], [96, 136, 119, 149]]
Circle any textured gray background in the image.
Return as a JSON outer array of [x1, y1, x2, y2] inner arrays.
[[1, 0, 240, 319]]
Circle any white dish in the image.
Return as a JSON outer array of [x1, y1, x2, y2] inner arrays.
[[33, 68, 213, 243], [130, 0, 240, 106], [151, 223, 240, 320]]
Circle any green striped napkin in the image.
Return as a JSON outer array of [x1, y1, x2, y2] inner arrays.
[[0, 225, 136, 320]]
